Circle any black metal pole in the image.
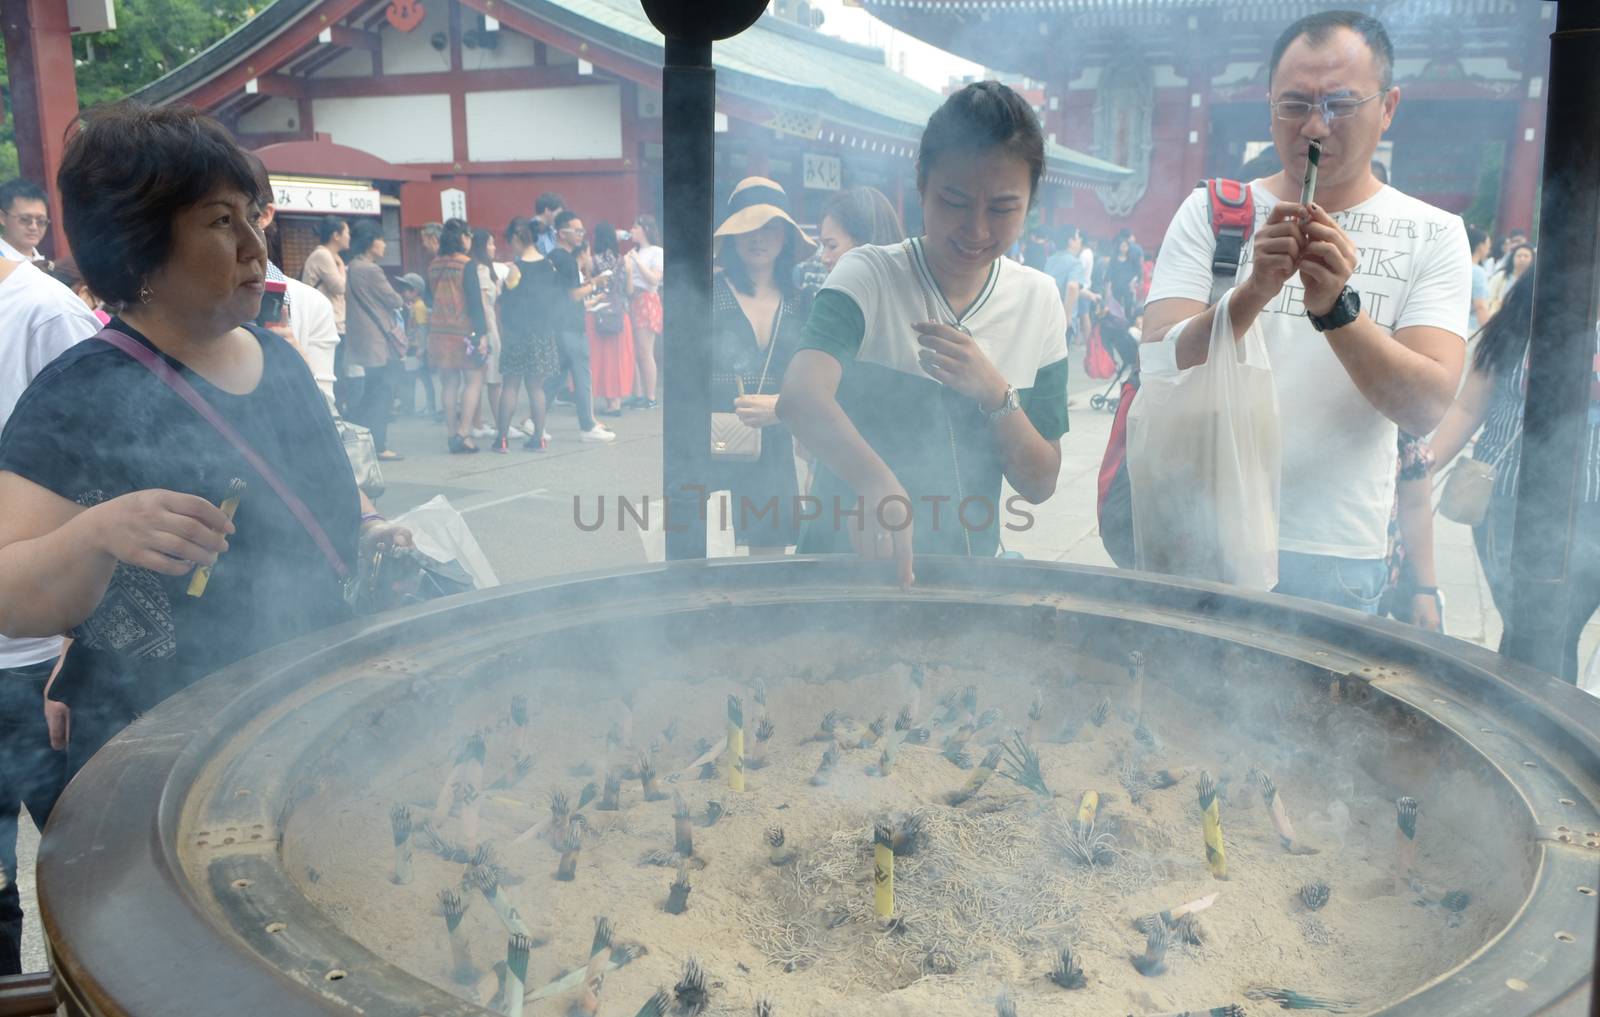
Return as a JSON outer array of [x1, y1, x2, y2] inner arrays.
[[1504, 0, 1600, 680], [661, 36, 715, 560]]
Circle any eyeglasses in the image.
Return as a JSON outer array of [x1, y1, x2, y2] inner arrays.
[[561, 226, 586, 236], [8, 214, 49, 228], [1270, 90, 1388, 122]]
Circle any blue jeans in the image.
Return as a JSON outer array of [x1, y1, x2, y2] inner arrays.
[[1, 659, 69, 975], [1275, 550, 1387, 615]]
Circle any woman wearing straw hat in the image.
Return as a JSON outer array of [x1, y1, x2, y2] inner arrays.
[[710, 177, 817, 554], [779, 82, 1070, 586]]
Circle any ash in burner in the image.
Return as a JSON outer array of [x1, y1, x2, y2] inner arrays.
[[286, 640, 1516, 1016]]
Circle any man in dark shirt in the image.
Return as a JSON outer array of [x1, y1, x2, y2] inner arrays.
[[545, 211, 614, 442]]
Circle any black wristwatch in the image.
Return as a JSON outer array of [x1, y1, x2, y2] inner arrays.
[[1307, 285, 1361, 332]]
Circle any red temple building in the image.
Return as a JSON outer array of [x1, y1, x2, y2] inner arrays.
[[115, 0, 1129, 276], [861, 0, 1554, 248]]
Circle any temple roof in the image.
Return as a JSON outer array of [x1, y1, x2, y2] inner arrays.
[[859, 0, 1543, 80], [132, 0, 1131, 187]]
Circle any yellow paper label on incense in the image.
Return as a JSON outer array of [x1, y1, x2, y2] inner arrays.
[[873, 842, 894, 918], [727, 723, 745, 792], [186, 492, 241, 597], [1202, 800, 1228, 879], [1077, 790, 1100, 829]]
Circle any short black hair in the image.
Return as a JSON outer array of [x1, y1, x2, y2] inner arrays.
[[57, 102, 266, 306], [438, 219, 468, 257], [349, 219, 384, 258], [316, 215, 348, 245], [536, 192, 565, 215], [0, 178, 48, 213], [820, 186, 903, 249], [1269, 10, 1394, 92], [1466, 224, 1487, 252], [553, 210, 581, 232], [916, 80, 1045, 207]]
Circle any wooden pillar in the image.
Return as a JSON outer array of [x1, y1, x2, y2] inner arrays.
[[1497, 11, 1552, 237], [0, 0, 80, 258], [1182, 57, 1221, 192]]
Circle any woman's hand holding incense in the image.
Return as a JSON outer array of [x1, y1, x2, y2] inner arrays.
[[734, 394, 779, 428], [913, 321, 1007, 408], [91, 489, 234, 576]]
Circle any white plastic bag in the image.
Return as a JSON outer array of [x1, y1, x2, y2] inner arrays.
[[1127, 290, 1281, 590], [391, 494, 499, 589]]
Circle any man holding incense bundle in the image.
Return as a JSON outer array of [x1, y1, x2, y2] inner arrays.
[[0, 103, 410, 799], [1142, 10, 1471, 612]]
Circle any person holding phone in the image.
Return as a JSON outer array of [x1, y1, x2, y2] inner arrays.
[[587, 220, 634, 418]]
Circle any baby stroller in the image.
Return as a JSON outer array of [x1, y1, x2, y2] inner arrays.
[[1089, 289, 1140, 413]]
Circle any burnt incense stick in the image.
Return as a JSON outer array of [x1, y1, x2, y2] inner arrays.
[[1252, 769, 1318, 854], [524, 933, 646, 1002], [1049, 946, 1087, 989], [675, 958, 709, 1015], [810, 745, 839, 787], [754, 997, 774, 1017], [1172, 912, 1205, 947], [1246, 985, 1356, 1012], [556, 821, 582, 881], [438, 888, 474, 984], [727, 695, 746, 792], [673, 793, 695, 857], [1300, 881, 1330, 911], [1137, 1006, 1245, 1017], [996, 991, 1018, 1017], [1090, 698, 1111, 727], [1394, 796, 1419, 894], [488, 751, 535, 791], [1028, 690, 1046, 745], [861, 714, 887, 749], [576, 781, 599, 813], [510, 694, 530, 753], [766, 826, 795, 866], [998, 735, 1052, 798], [187, 478, 246, 597], [665, 867, 692, 914], [634, 989, 671, 1017], [458, 783, 481, 849], [812, 709, 842, 743], [638, 755, 666, 802], [702, 800, 724, 827], [943, 745, 1003, 805], [598, 772, 622, 811], [1197, 772, 1229, 880], [891, 812, 925, 856], [505, 933, 532, 1017], [390, 804, 414, 885], [1131, 923, 1171, 976], [435, 733, 488, 822], [747, 717, 776, 770], [873, 822, 895, 919]]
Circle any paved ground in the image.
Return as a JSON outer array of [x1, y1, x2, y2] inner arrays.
[[14, 366, 1596, 973]]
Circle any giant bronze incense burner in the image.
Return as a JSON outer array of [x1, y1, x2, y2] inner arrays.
[[36, 559, 1600, 1016]]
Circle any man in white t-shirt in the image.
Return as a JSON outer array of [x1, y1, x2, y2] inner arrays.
[[0, 256, 101, 974], [1144, 10, 1470, 612]]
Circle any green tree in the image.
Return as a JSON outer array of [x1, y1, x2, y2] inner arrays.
[[0, 0, 256, 183]]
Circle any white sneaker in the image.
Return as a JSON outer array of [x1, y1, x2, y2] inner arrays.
[[518, 417, 536, 434], [471, 425, 496, 439], [579, 426, 616, 443], [508, 424, 530, 439]]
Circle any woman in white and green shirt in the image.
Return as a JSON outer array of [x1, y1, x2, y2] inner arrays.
[[779, 81, 1070, 584]]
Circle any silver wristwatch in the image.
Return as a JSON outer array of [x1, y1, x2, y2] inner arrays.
[[984, 385, 1021, 423]]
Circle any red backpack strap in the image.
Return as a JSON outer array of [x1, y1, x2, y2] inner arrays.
[[1199, 178, 1254, 304]]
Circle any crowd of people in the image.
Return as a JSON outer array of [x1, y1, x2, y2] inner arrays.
[[0, 5, 1596, 981]]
